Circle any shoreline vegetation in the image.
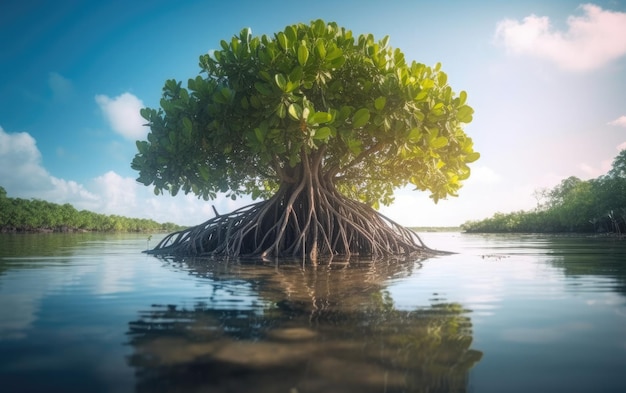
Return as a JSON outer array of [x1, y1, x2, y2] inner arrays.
[[410, 226, 462, 232], [3, 148, 624, 237], [0, 186, 185, 234], [461, 150, 626, 235]]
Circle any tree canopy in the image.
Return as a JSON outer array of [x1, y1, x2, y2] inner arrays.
[[132, 20, 479, 259], [132, 19, 478, 208]]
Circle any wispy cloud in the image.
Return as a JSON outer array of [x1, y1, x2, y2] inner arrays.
[[95, 92, 147, 140], [494, 4, 626, 72], [578, 160, 612, 178], [48, 72, 73, 101], [608, 115, 626, 127]]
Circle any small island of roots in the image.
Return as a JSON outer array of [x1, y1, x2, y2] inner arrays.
[[133, 20, 479, 261], [146, 179, 438, 260]]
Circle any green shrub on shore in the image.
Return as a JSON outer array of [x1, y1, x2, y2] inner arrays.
[[462, 150, 626, 234], [0, 186, 184, 233]]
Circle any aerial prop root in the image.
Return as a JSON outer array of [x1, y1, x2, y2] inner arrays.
[[146, 184, 444, 261]]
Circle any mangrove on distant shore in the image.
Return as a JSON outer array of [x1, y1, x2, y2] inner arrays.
[[0, 186, 184, 233], [462, 150, 626, 234]]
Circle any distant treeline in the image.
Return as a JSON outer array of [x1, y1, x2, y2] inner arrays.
[[410, 226, 462, 233], [0, 186, 185, 233], [462, 150, 626, 234]]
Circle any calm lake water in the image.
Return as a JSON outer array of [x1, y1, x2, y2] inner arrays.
[[0, 232, 625, 393]]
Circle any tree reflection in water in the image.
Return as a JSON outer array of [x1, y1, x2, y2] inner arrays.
[[543, 236, 626, 297], [127, 257, 482, 393]]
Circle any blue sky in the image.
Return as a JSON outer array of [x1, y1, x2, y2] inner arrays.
[[1, 0, 626, 227]]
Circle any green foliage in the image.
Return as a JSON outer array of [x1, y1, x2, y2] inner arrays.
[[462, 150, 626, 234], [0, 188, 184, 233], [608, 149, 626, 179], [132, 20, 479, 206]]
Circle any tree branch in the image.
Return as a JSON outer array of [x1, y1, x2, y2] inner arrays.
[[327, 141, 385, 178]]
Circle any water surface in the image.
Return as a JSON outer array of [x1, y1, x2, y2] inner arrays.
[[0, 232, 625, 392]]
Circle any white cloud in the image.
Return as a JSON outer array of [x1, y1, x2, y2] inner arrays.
[[0, 125, 239, 226], [618, 141, 626, 151], [89, 170, 244, 225], [1, 126, 53, 192], [48, 177, 100, 209], [0, 126, 99, 205], [608, 116, 626, 127], [93, 171, 139, 216], [467, 165, 501, 185], [494, 4, 626, 71], [95, 92, 147, 140]]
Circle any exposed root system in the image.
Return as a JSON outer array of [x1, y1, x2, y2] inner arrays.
[[147, 152, 443, 262]]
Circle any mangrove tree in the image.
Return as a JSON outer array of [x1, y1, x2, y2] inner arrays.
[[132, 20, 479, 260]]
